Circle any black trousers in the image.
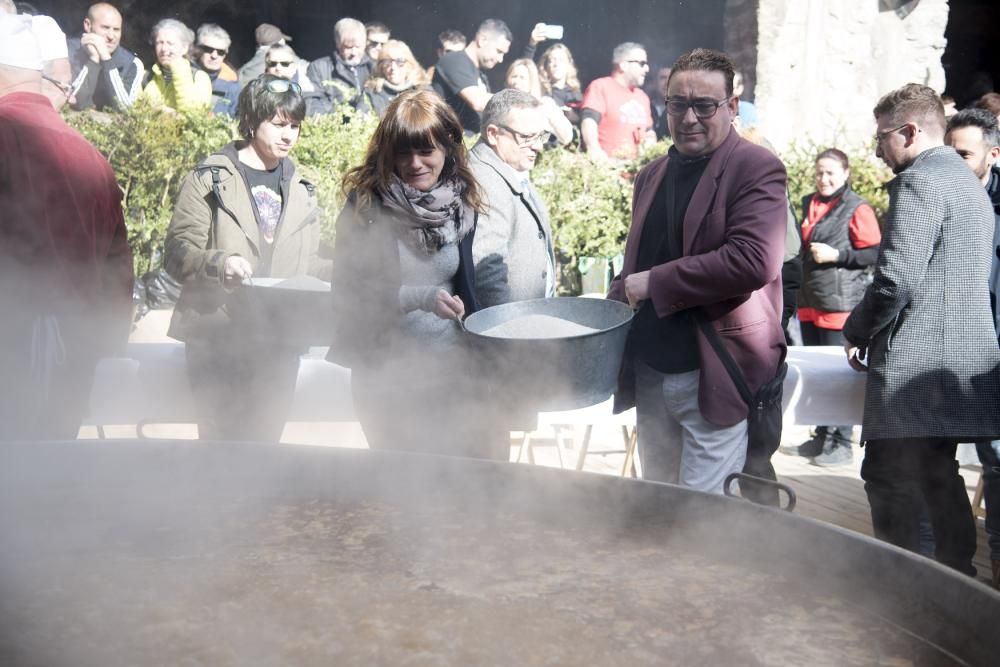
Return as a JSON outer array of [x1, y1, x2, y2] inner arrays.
[[185, 340, 301, 443], [861, 438, 977, 576]]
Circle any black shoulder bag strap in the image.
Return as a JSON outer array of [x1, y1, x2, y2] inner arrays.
[[693, 312, 754, 408]]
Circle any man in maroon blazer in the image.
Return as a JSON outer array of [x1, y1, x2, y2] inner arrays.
[[607, 48, 787, 493]]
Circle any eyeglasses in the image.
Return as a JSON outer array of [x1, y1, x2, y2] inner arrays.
[[379, 58, 408, 68], [625, 59, 649, 68], [265, 79, 301, 94], [665, 97, 732, 118], [266, 60, 294, 68], [367, 39, 387, 50], [41, 74, 73, 97], [497, 124, 552, 147], [874, 124, 908, 144], [198, 45, 228, 57]]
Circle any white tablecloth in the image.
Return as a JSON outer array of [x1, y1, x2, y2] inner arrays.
[[87, 344, 865, 429]]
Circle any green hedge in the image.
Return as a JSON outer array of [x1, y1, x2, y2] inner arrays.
[[67, 104, 892, 286]]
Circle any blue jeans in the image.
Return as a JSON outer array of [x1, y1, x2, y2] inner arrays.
[[977, 440, 1000, 560]]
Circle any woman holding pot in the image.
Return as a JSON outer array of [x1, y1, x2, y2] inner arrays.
[[164, 75, 326, 441], [796, 147, 881, 465], [329, 89, 506, 460]]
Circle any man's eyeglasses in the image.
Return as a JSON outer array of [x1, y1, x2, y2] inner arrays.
[[497, 124, 552, 147], [41, 74, 73, 97], [266, 60, 294, 68], [625, 59, 649, 68], [367, 39, 387, 50], [665, 97, 731, 119], [874, 124, 908, 144], [266, 79, 301, 95], [198, 45, 228, 57], [379, 58, 408, 68]]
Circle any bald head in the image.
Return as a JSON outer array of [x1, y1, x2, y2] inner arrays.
[[0, 62, 42, 98], [84, 3, 122, 53]]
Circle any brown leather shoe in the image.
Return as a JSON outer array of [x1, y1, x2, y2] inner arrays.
[[992, 560, 1000, 591]]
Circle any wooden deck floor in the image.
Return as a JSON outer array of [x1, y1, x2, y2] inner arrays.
[[516, 420, 994, 586]]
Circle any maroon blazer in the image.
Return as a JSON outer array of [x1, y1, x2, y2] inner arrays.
[[609, 129, 788, 426]]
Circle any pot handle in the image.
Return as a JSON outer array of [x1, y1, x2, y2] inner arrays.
[[723, 473, 797, 512]]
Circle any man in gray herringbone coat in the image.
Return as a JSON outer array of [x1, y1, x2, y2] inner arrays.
[[843, 84, 1000, 577]]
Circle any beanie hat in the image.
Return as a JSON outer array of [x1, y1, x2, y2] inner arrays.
[[255, 23, 290, 47], [0, 14, 43, 71]]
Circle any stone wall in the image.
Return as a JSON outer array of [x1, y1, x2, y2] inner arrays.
[[747, 0, 948, 153]]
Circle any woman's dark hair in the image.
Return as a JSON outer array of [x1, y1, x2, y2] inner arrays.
[[237, 74, 306, 141], [342, 89, 482, 212], [815, 147, 850, 171]]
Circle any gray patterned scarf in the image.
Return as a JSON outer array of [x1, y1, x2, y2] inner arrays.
[[379, 175, 474, 254]]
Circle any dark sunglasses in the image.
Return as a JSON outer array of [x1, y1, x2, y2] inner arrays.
[[266, 79, 301, 94], [665, 97, 731, 119], [266, 60, 294, 68], [198, 45, 228, 57]]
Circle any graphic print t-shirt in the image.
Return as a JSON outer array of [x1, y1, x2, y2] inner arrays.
[[243, 163, 283, 244]]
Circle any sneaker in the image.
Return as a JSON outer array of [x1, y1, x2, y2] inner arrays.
[[796, 428, 829, 458], [813, 441, 853, 467]]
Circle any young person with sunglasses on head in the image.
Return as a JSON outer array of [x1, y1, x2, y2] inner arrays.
[[193, 23, 239, 117], [361, 39, 428, 118], [164, 75, 328, 442], [264, 43, 314, 93], [140, 18, 211, 114]]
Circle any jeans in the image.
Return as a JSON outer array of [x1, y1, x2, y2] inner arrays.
[[634, 361, 748, 494], [977, 440, 1000, 560], [799, 320, 854, 442], [861, 438, 977, 576]]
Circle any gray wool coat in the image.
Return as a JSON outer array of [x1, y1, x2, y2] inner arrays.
[[469, 142, 555, 307], [843, 146, 1000, 442]]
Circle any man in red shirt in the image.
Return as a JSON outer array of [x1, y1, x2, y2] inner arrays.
[[0, 14, 134, 440], [581, 42, 655, 160]]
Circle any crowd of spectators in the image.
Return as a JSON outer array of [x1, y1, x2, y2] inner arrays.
[[4, 3, 1000, 590]]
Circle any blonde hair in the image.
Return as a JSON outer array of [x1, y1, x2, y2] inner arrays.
[[505, 58, 541, 98], [366, 39, 428, 92], [342, 89, 482, 212], [538, 43, 580, 96]]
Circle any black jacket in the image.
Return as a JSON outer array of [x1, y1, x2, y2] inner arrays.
[[304, 53, 373, 115], [67, 37, 144, 111]]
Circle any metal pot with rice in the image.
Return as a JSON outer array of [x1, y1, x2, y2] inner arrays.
[[463, 297, 634, 411]]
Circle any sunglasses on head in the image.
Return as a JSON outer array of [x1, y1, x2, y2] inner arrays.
[[267, 60, 294, 67], [265, 79, 301, 94], [198, 45, 228, 57]]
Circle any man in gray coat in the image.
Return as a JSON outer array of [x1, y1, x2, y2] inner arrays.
[[843, 83, 1000, 576], [471, 89, 555, 307]]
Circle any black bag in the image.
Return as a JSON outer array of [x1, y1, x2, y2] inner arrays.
[[696, 315, 787, 506]]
